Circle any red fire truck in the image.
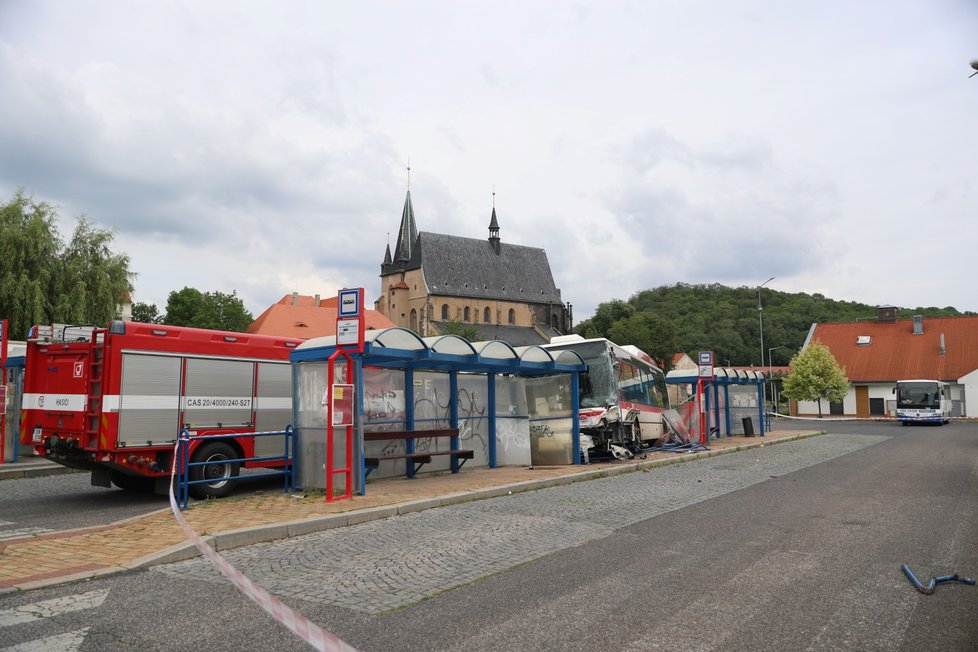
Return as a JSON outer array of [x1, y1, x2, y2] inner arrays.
[[20, 321, 301, 497]]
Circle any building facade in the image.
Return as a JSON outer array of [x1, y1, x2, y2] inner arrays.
[[375, 191, 573, 346], [792, 307, 978, 418], [249, 293, 394, 339]]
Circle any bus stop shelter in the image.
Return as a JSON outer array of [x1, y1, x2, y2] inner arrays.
[[2, 342, 25, 463], [289, 327, 587, 497], [665, 367, 767, 438]]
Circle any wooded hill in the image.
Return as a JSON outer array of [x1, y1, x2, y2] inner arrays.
[[574, 283, 974, 371]]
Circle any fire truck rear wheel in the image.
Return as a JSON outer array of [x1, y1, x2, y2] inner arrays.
[[189, 442, 241, 499]]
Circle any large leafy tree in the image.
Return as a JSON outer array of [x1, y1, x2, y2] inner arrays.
[[576, 299, 634, 338], [131, 302, 162, 324], [577, 283, 974, 366], [607, 312, 679, 371], [0, 190, 134, 337], [163, 287, 254, 332], [53, 218, 134, 326], [782, 340, 850, 417]]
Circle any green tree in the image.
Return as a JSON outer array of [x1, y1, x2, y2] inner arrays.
[[0, 190, 59, 336], [607, 312, 679, 371], [132, 302, 162, 324], [194, 290, 254, 332], [52, 218, 134, 326], [163, 287, 205, 326], [782, 340, 850, 417], [163, 287, 253, 332], [0, 190, 134, 337], [439, 318, 479, 341], [575, 299, 634, 338]]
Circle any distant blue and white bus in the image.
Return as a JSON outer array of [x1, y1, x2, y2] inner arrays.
[[894, 380, 951, 425]]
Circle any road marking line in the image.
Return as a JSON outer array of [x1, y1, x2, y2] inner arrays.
[[0, 590, 108, 627], [0, 627, 90, 652]]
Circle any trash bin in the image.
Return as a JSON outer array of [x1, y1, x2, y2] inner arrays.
[[742, 416, 755, 436]]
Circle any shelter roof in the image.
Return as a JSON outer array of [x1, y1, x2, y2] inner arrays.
[[665, 367, 765, 384], [291, 327, 585, 376]]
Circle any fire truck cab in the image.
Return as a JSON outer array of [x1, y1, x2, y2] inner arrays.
[[21, 321, 300, 497]]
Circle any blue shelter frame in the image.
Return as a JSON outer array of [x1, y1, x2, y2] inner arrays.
[[2, 354, 25, 463], [665, 367, 767, 438], [290, 328, 587, 495]]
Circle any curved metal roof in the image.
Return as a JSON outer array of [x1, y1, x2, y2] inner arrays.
[[292, 327, 585, 376], [664, 367, 766, 384]]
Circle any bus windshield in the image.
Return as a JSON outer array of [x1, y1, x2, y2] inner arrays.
[[551, 341, 618, 408], [896, 382, 940, 408]]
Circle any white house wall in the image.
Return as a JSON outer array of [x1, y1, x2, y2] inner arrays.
[[958, 368, 978, 417], [794, 381, 967, 419]]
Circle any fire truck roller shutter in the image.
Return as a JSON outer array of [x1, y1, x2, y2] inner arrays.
[[183, 358, 254, 428], [118, 353, 182, 447], [254, 361, 292, 458]]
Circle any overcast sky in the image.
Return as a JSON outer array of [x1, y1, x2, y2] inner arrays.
[[2, 1, 976, 323]]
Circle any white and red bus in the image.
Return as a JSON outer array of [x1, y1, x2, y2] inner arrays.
[[544, 335, 669, 459], [20, 321, 301, 497]]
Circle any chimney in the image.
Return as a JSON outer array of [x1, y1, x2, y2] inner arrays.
[[876, 305, 897, 323], [314, 293, 320, 305], [291, 291, 299, 306], [912, 315, 923, 335]]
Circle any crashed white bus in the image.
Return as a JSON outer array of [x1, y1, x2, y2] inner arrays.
[[544, 335, 669, 459]]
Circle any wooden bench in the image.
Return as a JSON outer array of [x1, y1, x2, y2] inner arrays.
[[363, 428, 474, 478]]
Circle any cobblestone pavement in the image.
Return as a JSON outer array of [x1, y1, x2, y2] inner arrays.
[[155, 433, 888, 614]]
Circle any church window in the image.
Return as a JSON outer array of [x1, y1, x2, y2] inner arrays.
[[410, 309, 418, 331], [508, 308, 516, 325], [483, 307, 491, 322], [464, 307, 471, 322], [441, 304, 449, 320]]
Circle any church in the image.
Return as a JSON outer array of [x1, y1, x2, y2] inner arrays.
[[375, 190, 573, 346]]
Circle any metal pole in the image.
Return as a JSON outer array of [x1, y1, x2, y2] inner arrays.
[[757, 277, 774, 410]]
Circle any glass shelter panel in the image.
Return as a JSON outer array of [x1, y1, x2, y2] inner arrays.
[[494, 374, 530, 466], [295, 360, 348, 490], [525, 375, 575, 465]]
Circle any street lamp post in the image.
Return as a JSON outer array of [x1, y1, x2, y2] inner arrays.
[[768, 345, 786, 413], [757, 276, 774, 382]]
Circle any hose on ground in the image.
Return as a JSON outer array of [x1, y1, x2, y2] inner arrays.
[[901, 564, 976, 595]]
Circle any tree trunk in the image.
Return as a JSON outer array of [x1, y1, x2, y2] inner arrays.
[[817, 399, 823, 418]]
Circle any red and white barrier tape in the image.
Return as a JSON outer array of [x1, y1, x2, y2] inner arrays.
[[769, 412, 969, 422], [168, 442, 357, 652]]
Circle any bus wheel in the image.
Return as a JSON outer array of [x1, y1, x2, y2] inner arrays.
[[189, 442, 240, 499]]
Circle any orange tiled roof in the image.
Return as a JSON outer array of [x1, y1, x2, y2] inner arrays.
[[248, 294, 395, 339], [810, 316, 978, 382]]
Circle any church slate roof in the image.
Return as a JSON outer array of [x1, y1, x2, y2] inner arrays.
[[411, 231, 563, 304], [393, 190, 418, 263]]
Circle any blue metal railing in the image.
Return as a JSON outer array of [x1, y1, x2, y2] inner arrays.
[[176, 425, 295, 509]]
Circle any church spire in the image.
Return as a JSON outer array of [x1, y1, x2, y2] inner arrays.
[[393, 164, 418, 263], [488, 190, 501, 255]]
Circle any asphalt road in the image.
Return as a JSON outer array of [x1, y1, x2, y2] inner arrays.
[[1, 420, 976, 651], [0, 469, 284, 537]]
